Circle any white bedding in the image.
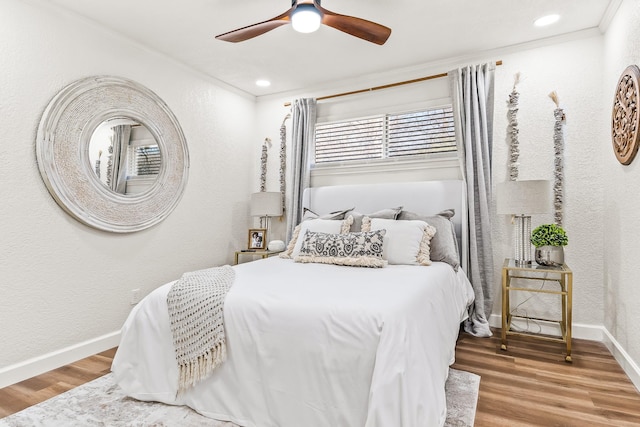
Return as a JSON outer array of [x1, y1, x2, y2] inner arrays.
[[112, 257, 474, 427]]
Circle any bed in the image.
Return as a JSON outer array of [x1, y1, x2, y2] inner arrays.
[[111, 180, 476, 427]]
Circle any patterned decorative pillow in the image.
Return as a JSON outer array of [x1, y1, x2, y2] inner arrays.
[[279, 217, 353, 259], [294, 230, 387, 268]]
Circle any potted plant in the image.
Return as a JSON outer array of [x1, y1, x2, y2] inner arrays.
[[530, 223, 568, 266]]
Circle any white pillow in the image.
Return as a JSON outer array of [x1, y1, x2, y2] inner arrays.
[[366, 218, 436, 265], [290, 219, 345, 258]]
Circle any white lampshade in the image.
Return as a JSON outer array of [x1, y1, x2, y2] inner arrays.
[[496, 180, 551, 215], [497, 180, 551, 265], [291, 6, 322, 33], [250, 192, 283, 217]]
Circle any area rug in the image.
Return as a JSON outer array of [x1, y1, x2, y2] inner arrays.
[[0, 369, 479, 427]]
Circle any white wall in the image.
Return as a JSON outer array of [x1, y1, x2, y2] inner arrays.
[[0, 0, 256, 377], [602, 0, 640, 377], [490, 35, 605, 326]]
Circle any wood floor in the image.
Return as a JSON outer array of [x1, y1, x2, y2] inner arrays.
[[1, 333, 639, 426], [452, 330, 640, 426], [0, 348, 116, 419]]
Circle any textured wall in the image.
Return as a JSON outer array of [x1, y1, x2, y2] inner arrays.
[[490, 35, 605, 325], [602, 0, 640, 371], [0, 0, 256, 367]]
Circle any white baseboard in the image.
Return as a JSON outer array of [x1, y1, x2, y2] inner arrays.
[[0, 331, 121, 389], [489, 314, 640, 392], [601, 327, 640, 392]]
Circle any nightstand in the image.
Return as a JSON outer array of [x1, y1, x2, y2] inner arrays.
[[234, 250, 283, 265], [500, 258, 573, 362]]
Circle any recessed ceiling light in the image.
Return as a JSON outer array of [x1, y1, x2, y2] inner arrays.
[[256, 79, 271, 87], [534, 14, 560, 27]]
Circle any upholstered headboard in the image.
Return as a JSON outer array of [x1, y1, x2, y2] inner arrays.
[[302, 180, 467, 258]]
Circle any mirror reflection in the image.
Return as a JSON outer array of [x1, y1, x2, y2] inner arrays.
[[88, 118, 161, 195]]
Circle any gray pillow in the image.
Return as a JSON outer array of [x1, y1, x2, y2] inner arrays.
[[397, 209, 460, 270], [349, 206, 403, 232], [302, 207, 354, 221]]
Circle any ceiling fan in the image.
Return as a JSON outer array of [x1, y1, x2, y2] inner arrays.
[[215, 0, 391, 45]]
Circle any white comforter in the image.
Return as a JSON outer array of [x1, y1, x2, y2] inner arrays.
[[112, 257, 474, 427]]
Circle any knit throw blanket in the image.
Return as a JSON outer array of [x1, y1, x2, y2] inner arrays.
[[166, 265, 235, 394]]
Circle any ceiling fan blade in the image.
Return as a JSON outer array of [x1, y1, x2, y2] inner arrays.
[[317, 4, 391, 45], [215, 8, 293, 43]]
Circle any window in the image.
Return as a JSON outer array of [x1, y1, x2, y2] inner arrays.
[[314, 106, 456, 165], [130, 145, 161, 176]]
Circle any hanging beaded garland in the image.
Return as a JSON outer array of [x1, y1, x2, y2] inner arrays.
[[280, 114, 290, 214], [257, 114, 289, 217], [106, 145, 114, 188], [259, 137, 270, 192], [260, 114, 291, 218], [549, 91, 565, 226], [507, 73, 521, 181]]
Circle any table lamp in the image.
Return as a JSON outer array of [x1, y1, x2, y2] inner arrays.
[[496, 180, 551, 265], [250, 192, 283, 249]]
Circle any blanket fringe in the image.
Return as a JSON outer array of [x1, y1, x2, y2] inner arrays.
[[178, 341, 227, 395]]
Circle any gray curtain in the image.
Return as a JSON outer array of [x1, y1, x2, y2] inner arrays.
[[286, 98, 317, 242], [449, 63, 495, 338], [110, 125, 131, 194]]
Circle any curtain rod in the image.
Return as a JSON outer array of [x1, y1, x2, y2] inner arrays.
[[284, 60, 502, 107]]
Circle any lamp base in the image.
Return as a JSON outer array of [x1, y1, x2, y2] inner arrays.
[[513, 215, 532, 265]]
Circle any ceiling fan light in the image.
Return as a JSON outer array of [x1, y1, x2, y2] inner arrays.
[[291, 6, 321, 33]]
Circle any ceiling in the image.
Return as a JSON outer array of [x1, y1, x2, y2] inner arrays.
[[47, 0, 615, 97]]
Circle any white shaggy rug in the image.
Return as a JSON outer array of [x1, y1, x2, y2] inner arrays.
[[0, 369, 479, 427]]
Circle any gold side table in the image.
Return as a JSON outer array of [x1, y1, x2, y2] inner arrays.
[[234, 250, 283, 265], [501, 258, 573, 362]]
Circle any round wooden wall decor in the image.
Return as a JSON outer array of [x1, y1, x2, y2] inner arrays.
[[612, 65, 640, 165], [36, 76, 189, 233]]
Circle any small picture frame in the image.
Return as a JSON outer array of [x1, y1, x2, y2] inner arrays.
[[248, 228, 267, 250]]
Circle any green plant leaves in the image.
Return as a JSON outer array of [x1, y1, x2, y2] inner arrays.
[[530, 223, 568, 247]]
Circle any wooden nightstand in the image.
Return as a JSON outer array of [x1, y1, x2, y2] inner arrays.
[[234, 250, 283, 265], [500, 258, 573, 362]]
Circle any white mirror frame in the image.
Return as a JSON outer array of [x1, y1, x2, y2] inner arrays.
[[36, 76, 189, 233]]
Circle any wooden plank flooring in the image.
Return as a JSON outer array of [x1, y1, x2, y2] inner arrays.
[[1, 333, 639, 425], [0, 348, 115, 418], [452, 330, 640, 426]]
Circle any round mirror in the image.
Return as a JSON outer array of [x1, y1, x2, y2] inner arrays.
[[88, 119, 161, 195], [36, 76, 189, 233]]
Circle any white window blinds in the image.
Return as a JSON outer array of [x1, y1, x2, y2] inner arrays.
[[315, 106, 456, 164], [129, 145, 161, 177]]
